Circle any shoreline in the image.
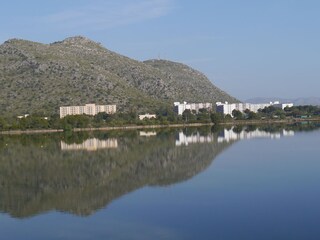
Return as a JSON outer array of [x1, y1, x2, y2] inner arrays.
[[0, 118, 319, 135], [0, 123, 213, 135]]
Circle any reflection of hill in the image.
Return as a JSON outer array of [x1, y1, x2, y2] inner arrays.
[[0, 130, 233, 218]]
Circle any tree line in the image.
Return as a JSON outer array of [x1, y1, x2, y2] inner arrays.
[[0, 105, 319, 131]]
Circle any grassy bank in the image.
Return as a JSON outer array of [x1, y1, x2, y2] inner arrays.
[[0, 123, 213, 135]]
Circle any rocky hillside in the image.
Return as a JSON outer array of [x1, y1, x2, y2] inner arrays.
[[0, 36, 238, 117], [144, 59, 235, 104]]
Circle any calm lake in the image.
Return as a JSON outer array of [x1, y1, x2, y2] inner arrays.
[[0, 123, 319, 240]]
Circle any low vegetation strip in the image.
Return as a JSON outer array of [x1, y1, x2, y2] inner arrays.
[[0, 104, 319, 134]]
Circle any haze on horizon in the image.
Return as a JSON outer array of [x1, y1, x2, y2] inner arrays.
[[1, 0, 319, 101]]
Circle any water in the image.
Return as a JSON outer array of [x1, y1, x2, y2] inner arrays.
[[0, 123, 319, 240]]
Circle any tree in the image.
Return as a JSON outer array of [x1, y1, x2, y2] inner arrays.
[[224, 114, 233, 121], [0, 117, 7, 130], [61, 115, 91, 129], [197, 109, 211, 123], [182, 109, 196, 122], [94, 112, 108, 123], [233, 125, 243, 133], [245, 110, 260, 120], [232, 109, 244, 120], [210, 113, 224, 124], [48, 114, 61, 129]]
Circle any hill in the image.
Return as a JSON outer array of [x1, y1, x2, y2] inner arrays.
[[0, 36, 238, 117], [144, 59, 235, 104]]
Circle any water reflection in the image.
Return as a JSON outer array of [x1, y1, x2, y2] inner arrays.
[[218, 127, 295, 143], [0, 128, 228, 218], [0, 123, 319, 219], [175, 132, 214, 146], [61, 138, 118, 151], [139, 131, 157, 137]]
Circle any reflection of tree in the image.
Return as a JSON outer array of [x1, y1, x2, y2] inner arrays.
[[232, 125, 243, 134], [0, 129, 233, 218]]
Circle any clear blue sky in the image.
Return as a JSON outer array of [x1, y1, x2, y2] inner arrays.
[[1, 0, 319, 100]]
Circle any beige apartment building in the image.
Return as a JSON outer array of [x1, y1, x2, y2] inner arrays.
[[59, 104, 116, 118]]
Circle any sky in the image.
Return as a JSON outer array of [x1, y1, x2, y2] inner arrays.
[[0, 0, 319, 100]]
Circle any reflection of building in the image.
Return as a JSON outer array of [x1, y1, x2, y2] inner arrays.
[[60, 104, 116, 118], [139, 131, 157, 137], [176, 132, 214, 146], [218, 128, 295, 143], [174, 102, 212, 115], [139, 113, 157, 120], [216, 101, 293, 116], [61, 138, 118, 151]]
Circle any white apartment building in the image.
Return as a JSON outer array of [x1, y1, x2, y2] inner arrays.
[[59, 103, 116, 118], [174, 102, 212, 115], [272, 102, 294, 109], [139, 113, 157, 120], [216, 101, 293, 116]]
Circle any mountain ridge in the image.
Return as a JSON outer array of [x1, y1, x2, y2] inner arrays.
[[0, 36, 238, 117]]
